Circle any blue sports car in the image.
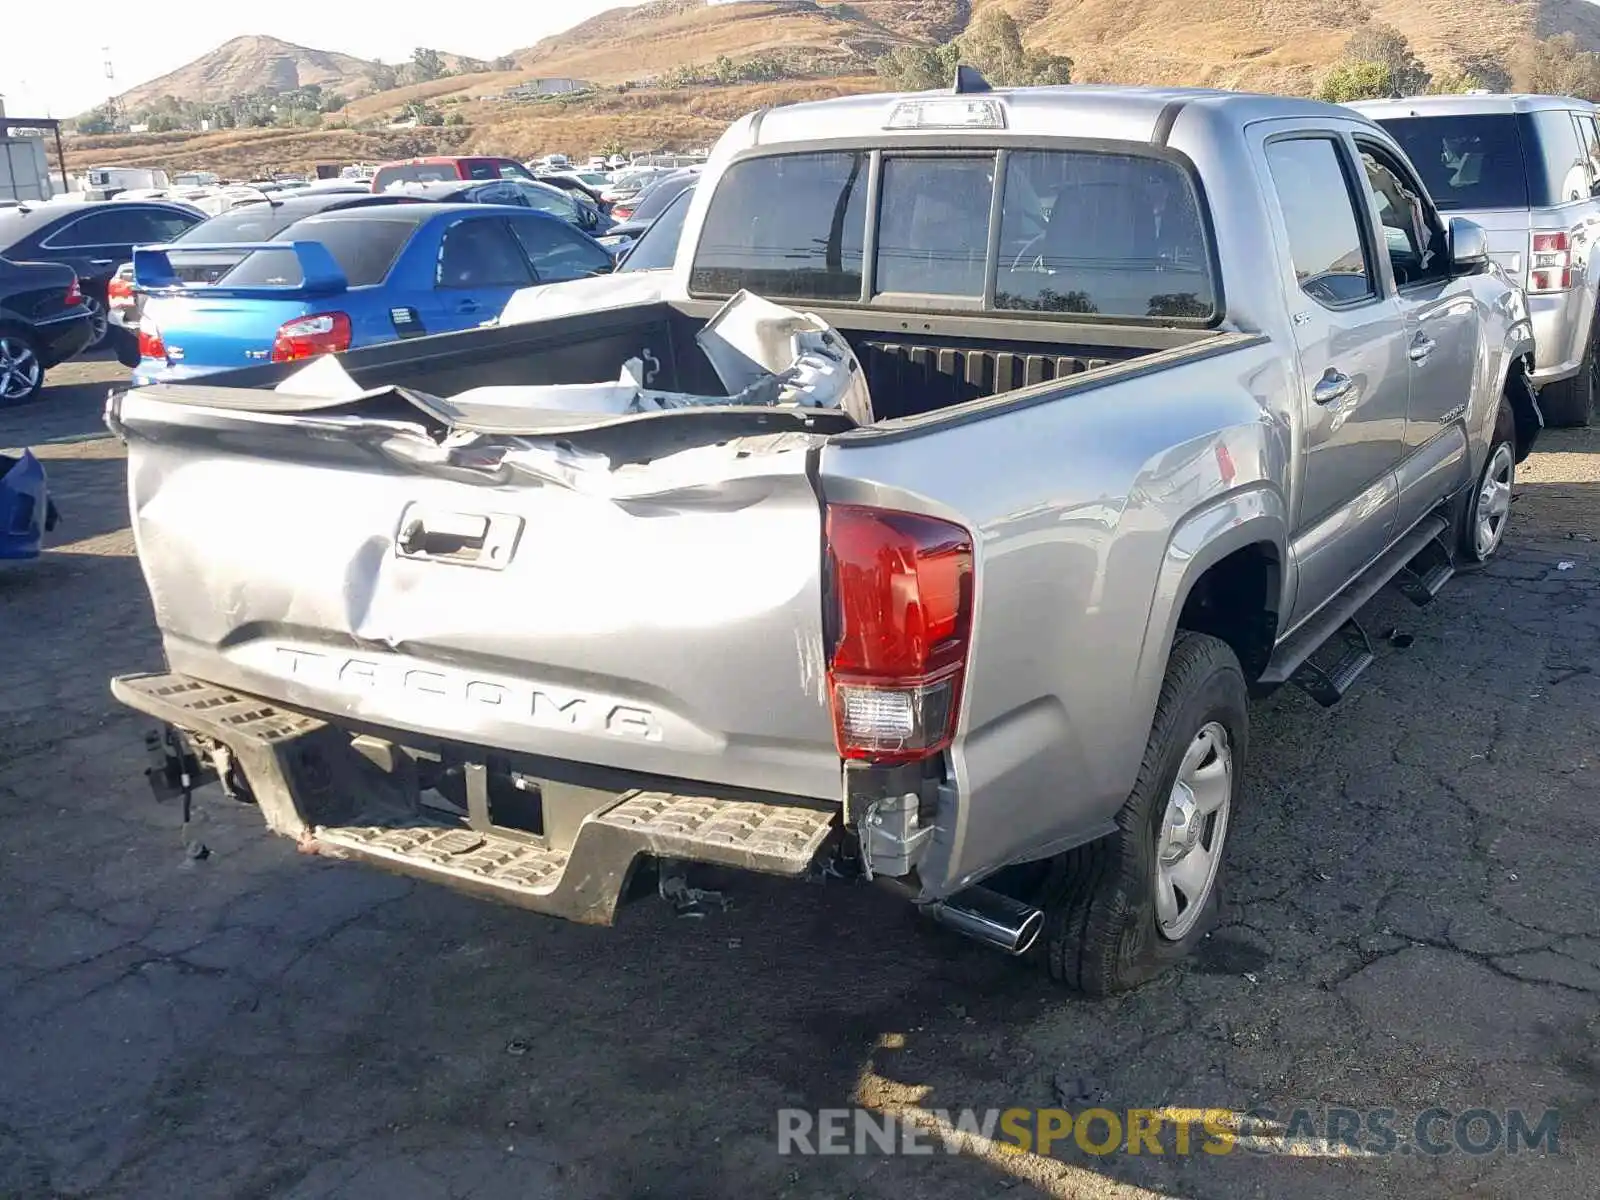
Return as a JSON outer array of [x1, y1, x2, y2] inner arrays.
[[131, 203, 616, 385]]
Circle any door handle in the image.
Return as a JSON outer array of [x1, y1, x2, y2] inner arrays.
[[88, 258, 115, 267], [455, 299, 479, 314], [1408, 334, 1436, 363], [1312, 369, 1355, 406]]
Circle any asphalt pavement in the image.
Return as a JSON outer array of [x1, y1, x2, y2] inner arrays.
[[0, 355, 1596, 1199]]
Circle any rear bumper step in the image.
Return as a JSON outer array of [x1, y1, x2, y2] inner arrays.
[[110, 671, 839, 924]]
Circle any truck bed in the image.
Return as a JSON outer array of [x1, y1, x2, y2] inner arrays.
[[167, 299, 1218, 423]]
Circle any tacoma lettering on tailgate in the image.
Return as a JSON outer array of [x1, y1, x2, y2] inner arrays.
[[273, 647, 662, 740]]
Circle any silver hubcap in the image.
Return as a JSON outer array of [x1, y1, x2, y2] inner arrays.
[[1155, 721, 1232, 940], [0, 336, 41, 401], [1474, 443, 1514, 559]]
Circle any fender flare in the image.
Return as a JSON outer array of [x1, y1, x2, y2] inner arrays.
[[1130, 485, 1289, 734], [1485, 327, 1539, 464]]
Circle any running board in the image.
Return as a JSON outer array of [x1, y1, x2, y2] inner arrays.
[[110, 672, 839, 924], [1262, 513, 1450, 697], [1392, 532, 1456, 607]]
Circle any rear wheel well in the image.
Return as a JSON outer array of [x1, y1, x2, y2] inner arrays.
[[1505, 355, 1541, 460], [1175, 544, 1279, 682]]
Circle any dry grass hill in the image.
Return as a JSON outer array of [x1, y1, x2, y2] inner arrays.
[[111, 35, 403, 111], [57, 0, 1600, 177]]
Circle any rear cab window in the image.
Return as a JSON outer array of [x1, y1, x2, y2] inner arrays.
[[219, 217, 419, 287], [689, 146, 1217, 322]]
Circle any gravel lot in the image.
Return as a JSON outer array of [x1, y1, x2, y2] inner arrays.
[[1, 355, 1597, 1200]]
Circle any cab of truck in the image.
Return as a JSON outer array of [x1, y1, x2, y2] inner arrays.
[[1351, 93, 1600, 427]]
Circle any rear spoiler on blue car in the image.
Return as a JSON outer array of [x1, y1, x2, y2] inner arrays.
[[132, 241, 348, 296]]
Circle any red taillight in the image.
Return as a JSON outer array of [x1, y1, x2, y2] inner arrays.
[[106, 275, 134, 309], [269, 311, 352, 363], [64, 276, 83, 306], [137, 319, 165, 361], [825, 505, 974, 764], [1529, 231, 1572, 293]]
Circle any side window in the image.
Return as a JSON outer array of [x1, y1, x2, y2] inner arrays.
[[1263, 138, 1376, 307], [498, 162, 533, 180], [1525, 109, 1588, 204], [129, 210, 199, 244], [43, 208, 137, 247], [1573, 113, 1600, 193], [436, 218, 535, 288], [509, 218, 613, 283], [1355, 142, 1448, 288], [465, 161, 499, 181]]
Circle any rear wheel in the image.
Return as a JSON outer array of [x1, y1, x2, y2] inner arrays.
[[1038, 632, 1247, 995], [0, 328, 45, 406], [1538, 328, 1596, 427]]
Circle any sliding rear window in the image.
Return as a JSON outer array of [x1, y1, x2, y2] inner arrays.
[[689, 148, 1216, 321]]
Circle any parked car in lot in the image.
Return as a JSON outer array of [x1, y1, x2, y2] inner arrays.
[[104, 191, 431, 367], [385, 178, 613, 238], [598, 170, 698, 251], [131, 202, 616, 384], [500, 182, 695, 323], [1352, 92, 1600, 426], [371, 156, 537, 193], [0, 200, 203, 354], [108, 82, 1540, 995], [0, 255, 95, 404], [533, 171, 611, 210]]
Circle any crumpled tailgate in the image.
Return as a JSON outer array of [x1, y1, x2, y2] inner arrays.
[[115, 389, 844, 800]]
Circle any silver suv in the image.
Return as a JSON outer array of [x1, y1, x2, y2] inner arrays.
[[1352, 93, 1600, 426]]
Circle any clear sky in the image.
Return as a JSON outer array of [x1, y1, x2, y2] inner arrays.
[[0, 1, 652, 118]]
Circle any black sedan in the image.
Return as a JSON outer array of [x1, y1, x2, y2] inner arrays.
[[0, 255, 95, 405], [0, 200, 204, 354]]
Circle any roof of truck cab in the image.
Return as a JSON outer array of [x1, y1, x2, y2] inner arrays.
[[742, 84, 1374, 148], [1347, 93, 1598, 119]]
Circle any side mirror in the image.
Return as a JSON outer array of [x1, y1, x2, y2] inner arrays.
[[1449, 217, 1489, 275]]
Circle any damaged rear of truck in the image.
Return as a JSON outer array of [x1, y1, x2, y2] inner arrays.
[[108, 82, 1535, 993]]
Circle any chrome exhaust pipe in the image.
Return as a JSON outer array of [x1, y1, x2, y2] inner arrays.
[[923, 885, 1044, 956]]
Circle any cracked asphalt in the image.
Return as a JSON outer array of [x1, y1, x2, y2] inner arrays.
[[1, 355, 1597, 1200]]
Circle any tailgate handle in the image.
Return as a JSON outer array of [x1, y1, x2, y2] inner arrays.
[[395, 507, 520, 569]]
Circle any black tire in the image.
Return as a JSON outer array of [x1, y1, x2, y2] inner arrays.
[[108, 324, 141, 369], [1457, 399, 1517, 564], [1038, 632, 1248, 995], [0, 325, 46, 407], [1538, 330, 1596, 427]]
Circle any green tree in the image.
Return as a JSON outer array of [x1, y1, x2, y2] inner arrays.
[[1426, 69, 1484, 95], [1317, 61, 1397, 103], [404, 100, 444, 125], [411, 47, 446, 83], [492, 55, 517, 71], [370, 61, 399, 91], [445, 112, 466, 126], [75, 105, 117, 135], [877, 12, 1070, 90], [1513, 33, 1600, 100], [1342, 23, 1429, 94], [876, 41, 962, 90]]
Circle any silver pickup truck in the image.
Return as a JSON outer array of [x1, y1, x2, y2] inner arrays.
[[107, 79, 1540, 994]]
